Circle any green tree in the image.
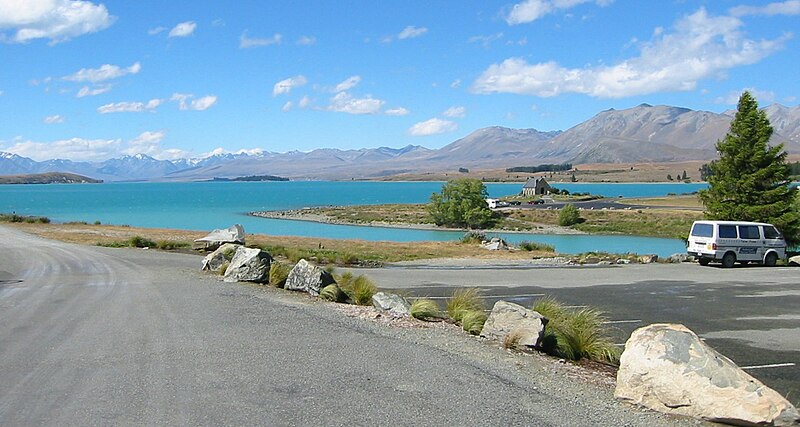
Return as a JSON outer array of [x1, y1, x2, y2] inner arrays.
[[428, 178, 495, 229], [699, 91, 800, 245], [558, 203, 581, 226]]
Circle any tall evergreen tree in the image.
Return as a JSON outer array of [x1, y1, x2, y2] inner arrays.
[[699, 91, 800, 245]]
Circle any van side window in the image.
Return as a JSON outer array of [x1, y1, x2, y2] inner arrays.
[[764, 226, 782, 239], [691, 223, 713, 237], [738, 225, 760, 240], [719, 225, 737, 238]]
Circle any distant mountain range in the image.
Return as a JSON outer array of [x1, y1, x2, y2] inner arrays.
[[2, 103, 799, 181]]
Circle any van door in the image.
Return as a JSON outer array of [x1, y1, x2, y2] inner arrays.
[[762, 225, 787, 258], [737, 225, 761, 261]]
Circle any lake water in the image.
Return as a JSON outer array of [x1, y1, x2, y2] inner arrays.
[[0, 181, 702, 257]]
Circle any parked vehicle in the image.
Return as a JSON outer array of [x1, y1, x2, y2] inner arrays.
[[687, 220, 787, 268]]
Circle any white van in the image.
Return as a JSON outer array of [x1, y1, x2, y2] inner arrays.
[[687, 220, 787, 268]]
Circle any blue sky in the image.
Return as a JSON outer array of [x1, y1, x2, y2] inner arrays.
[[1, 0, 799, 161]]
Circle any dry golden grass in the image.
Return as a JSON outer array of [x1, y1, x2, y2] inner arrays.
[[5, 222, 549, 263], [619, 195, 703, 209]]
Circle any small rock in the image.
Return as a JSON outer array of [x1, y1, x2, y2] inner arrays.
[[481, 301, 547, 349], [598, 260, 613, 265], [371, 292, 411, 318], [201, 243, 242, 271], [788, 255, 800, 266], [637, 254, 658, 264], [616, 259, 631, 265], [666, 253, 691, 263]]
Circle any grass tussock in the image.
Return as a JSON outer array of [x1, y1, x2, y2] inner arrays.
[[218, 261, 230, 276], [410, 298, 441, 321], [155, 240, 191, 250], [461, 310, 488, 335], [532, 296, 619, 364], [334, 272, 378, 306], [518, 240, 555, 252], [0, 213, 50, 224], [319, 284, 347, 303], [268, 261, 291, 288], [446, 288, 484, 323], [460, 230, 486, 244]]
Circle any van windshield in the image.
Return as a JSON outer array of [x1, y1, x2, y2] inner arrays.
[[764, 226, 783, 239], [691, 223, 713, 237]]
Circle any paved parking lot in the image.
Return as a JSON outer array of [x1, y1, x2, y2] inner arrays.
[[353, 263, 800, 405]]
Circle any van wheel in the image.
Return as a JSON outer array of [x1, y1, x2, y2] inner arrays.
[[721, 252, 736, 268], [764, 252, 778, 267], [698, 258, 710, 266]]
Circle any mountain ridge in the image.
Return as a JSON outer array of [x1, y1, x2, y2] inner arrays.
[[2, 103, 799, 181]]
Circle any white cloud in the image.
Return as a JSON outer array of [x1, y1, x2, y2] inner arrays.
[[240, 31, 282, 48], [273, 75, 307, 96], [147, 26, 165, 35], [715, 88, 776, 105], [730, 1, 800, 16], [298, 95, 312, 108], [504, 0, 613, 25], [469, 33, 504, 48], [385, 107, 410, 116], [327, 92, 384, 115], [450, 79, 462, 89], [334, 75, 361, 92], [76, 84, 110, 97], [282, 101, 293, 112], [442, 106, 466, 118], [43, 114, 64, 124], [398, 25, 428, 39], [168, 21, 196, 37], [473, 9, 789, 98], [297, 35, 316, 45], [63, 62, 141, 83], [97, 98, 162, 113], [4, 137, 121, 161], [407, 118, 458, 136], [0, 90, 4, 95], [189, 95, 217, 111], [122, 130, 183, 159], [171, 94, 216, 111], [0, 0, 114, 44]]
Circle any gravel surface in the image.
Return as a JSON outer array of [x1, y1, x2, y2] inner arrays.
[[0, 225, 702, 426]]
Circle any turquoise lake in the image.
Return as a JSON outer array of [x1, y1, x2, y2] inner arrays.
[[0, 181, 708, 257]]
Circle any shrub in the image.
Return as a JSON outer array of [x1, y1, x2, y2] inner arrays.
[[410, 298, 441, 321], [218, 261, 230, 276], [320, 284, 347, 302], [460, 230, 486, 244], [128, 236, 156, 248], [558, 204, 581, 226], [461, 310, 488, 335], [531, 296, 619, 364], [349, 275, 378, 306], [156, 240, 190, 250], [446, 288, 484, 323], [337, 252, 359, 265], [94, 220, 102, 225], [269, 261, 291, 288], [518, 240, 555, 252]]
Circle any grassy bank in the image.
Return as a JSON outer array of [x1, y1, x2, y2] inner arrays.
[[2, 221, 553, 265], [276, 201, 702, 239]]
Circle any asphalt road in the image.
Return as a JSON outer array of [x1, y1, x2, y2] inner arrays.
[[0, 226, 695, 426], [357, 262, 800, 406]]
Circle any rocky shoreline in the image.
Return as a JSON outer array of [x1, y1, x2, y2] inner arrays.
[[249, 207, 586, 235]]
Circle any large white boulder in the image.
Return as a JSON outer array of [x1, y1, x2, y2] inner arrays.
[[194, 224, 245, 251], [223, 247, 272, 283], [284, 259, 335, 296], [480, 301, 547, 350], [615, 323, 800, 426]]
